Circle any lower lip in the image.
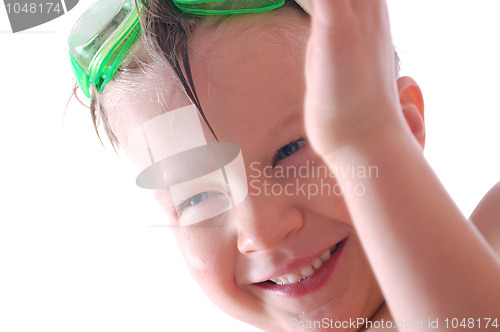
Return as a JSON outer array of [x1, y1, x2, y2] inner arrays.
[[254, 239, 346, 298]]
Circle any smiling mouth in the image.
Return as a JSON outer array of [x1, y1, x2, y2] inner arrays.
[[266, 242, 341, 285]]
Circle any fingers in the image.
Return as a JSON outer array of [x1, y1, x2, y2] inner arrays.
[[307, 0, 394, 92], [304, 0, 399, 154], [308, 0, 395, 89]]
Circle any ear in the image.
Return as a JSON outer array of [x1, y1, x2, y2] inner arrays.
[[397, 76, 425, 149]]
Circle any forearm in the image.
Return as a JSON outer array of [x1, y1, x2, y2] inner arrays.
[[326, 123, 500, 328]]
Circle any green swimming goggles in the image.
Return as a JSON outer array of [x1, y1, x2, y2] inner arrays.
[[68, 0, 311, 98]]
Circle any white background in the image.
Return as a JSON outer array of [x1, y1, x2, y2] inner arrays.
[[1, 1, 499, 331]]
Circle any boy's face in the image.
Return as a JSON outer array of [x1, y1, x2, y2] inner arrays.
[[110, 7, 383, 331]]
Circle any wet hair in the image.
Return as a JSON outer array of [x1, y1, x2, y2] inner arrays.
[[76, 0, 309, 148], [78, 0, 398, 148], [79, 0, 198, 148]]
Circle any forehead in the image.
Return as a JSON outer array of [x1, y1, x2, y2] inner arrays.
[[104, 61, 191, 151], [107, 6, 309, 151], [188, 8, 310, 141]]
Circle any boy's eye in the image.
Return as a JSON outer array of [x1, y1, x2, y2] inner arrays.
[[182, 191, 215, 208], [274, 139, 306, 165], [175, 190, 232, 227]]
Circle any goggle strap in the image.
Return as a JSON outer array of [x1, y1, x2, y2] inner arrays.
[[173, 0, 285, 15]]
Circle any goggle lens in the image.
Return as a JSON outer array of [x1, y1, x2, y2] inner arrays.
[[68, 0, 140, 97]]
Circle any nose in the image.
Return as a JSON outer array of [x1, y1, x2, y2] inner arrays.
[[235, 195, 304, 254]]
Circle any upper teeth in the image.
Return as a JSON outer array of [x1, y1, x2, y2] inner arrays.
[[269, 245, 337, 285]]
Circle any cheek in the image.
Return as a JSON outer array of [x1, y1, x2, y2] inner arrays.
[[173, 229, 266, 324], [295, 152, 353, 226], [175, 229, 226, 273], [306, 177, 352, 225], [173, 229, 239, 299]]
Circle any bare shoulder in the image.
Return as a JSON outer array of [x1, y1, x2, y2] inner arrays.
[[469, 181, 500, 254]]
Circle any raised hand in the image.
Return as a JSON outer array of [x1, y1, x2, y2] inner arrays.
[[304, 0, 402, 159], [304, 1, 500, 327]]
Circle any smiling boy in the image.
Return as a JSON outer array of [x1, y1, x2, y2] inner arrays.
[[69, 0, 500, 330]]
